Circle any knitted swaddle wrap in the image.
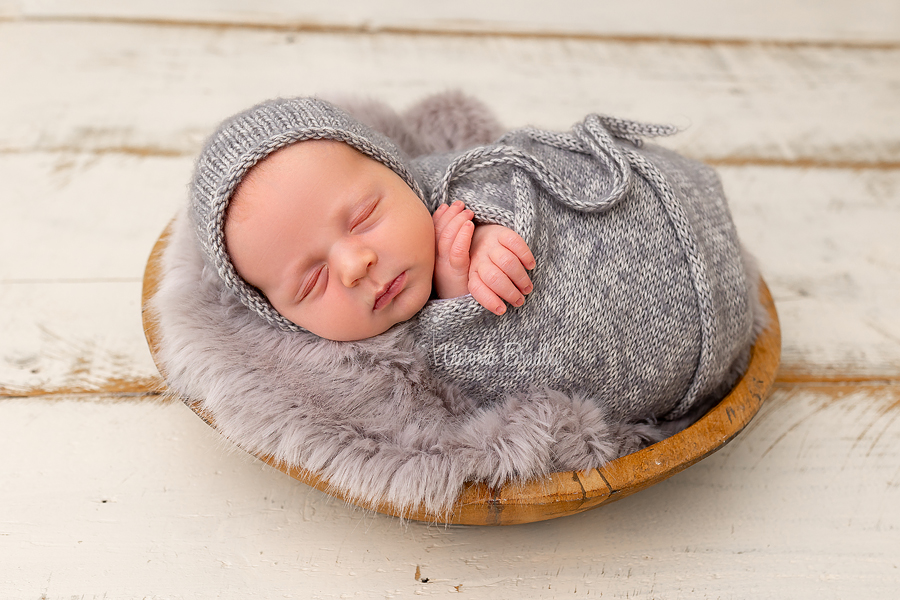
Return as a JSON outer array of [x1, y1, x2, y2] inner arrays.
[[188, 97, 423, 332], [411, 115, 753, 420]]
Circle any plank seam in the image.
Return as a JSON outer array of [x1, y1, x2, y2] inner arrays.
[[2, 147, 897, 172], [3, 14, 898, 51], [5, 376, 899, 400]]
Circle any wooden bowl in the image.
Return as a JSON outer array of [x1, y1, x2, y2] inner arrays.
[[142, 224, 780, 525]]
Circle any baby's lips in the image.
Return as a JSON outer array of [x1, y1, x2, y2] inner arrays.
[[373, 272, 406, 310]]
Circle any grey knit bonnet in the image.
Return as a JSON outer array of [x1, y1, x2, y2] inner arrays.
[[189, 97, 424, 332]]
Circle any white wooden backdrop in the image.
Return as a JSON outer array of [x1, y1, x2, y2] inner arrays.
[[1, 1, 898, 597]]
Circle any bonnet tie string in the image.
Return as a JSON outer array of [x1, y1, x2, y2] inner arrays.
[[431, 114, 679, 218], [430, 145, 576, 212], [429, 145, 573, 248]]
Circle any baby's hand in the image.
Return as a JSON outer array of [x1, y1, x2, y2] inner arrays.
[[432, 201, 475, 299], [468, 224, 536, 315]]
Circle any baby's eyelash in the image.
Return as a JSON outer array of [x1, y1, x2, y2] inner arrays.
[[350, 199, 379, 230], [296, 265, 326, 302]]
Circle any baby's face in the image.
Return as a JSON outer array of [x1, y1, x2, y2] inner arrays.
[[225, 139, 435, 341]]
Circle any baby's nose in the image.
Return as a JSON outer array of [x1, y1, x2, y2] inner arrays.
[[335, 242, 377, 287]]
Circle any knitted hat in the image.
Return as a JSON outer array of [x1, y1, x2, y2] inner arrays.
[[189, 97, 424, 332]]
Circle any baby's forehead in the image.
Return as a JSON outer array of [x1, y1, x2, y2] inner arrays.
[[228, 140, 328, 214], [226, 138, 373, 226], [237, 138, 361, 188]]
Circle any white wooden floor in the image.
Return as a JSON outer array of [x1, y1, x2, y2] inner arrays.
[[2, 2, 899, 598]]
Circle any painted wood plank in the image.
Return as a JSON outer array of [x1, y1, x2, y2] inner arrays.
[[1, 385, 898, 597], [0, 281, 160, 393], [0, 21, 897, 167], [723, 166, 900, 378], [0, 153, 189, 282], [4, 0, 899, 44]]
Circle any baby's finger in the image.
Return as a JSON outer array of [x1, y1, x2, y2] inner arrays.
[[489, 247, 533, 295], [433, 201, 467, 233], [436, 208, 474, 260], [432, 203, 448, 224], [477, 262, 526, 309], [467, 271, 507, 316], [449, 220, 474, 269], [498, 229, 536, 270]]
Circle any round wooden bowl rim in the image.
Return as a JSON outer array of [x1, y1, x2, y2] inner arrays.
[[142, 223, 781, 525]]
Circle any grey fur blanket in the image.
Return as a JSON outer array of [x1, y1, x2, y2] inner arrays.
[[148, 93, 764, 517]]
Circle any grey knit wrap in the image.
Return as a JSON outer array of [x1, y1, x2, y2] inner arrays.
[[189, 97, 424, 332], [410, 115, 754, 420]]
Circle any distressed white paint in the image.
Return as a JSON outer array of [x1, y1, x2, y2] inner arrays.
[[723, 166, 900, 376], [1, 387, 898, 598], [0, 281, 158, 391], [1, 1, 899, 597], [0, 153, 189, 281]]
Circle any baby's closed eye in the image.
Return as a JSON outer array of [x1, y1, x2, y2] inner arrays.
[[295, 264, 327, 303], [350, 198, 380, 232]]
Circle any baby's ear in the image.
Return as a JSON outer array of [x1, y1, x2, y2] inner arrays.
[[402, 91, 505, 154], [321, 94, 428, 157]]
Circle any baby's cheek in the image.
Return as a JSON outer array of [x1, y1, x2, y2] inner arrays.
[[403, 280, 432, 318]]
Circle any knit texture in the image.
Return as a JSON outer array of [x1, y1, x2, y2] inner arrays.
[[412, 115, 753, 419]]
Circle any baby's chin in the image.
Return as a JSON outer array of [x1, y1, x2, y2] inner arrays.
[[299, 304, 427, 342], [302, 316, 408, 342]]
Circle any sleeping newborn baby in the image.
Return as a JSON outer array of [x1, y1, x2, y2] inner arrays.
[[191, 96, 756, 423], [224, 138, 534, 342]]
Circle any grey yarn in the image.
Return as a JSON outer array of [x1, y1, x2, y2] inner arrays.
[[411, 114, 753, 420], [189, 97, 424, 332]]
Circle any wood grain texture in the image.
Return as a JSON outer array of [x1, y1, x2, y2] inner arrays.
[[723, 166, 900, 378], [141, 224, 781, 525], [0, 280, 161, 394]]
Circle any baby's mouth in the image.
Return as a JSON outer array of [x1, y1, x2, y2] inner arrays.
[[374, 272, 406, 311]]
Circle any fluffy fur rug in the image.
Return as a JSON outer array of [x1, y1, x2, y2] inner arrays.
[[148, 92, 765, 518]]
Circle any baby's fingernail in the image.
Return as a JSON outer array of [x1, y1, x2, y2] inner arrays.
[[515, 297, 524, 307], [496, 305, 506, 315]]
